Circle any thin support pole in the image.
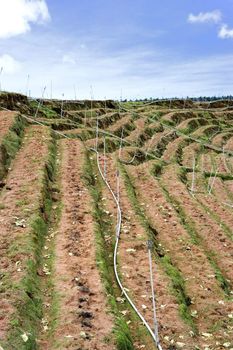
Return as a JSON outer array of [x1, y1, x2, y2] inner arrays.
[[116, 170, 120, 204], [119, 89, 123, 115], [84, 109, 87, 127], [183, 99, 186, 109], [74, 85, 77, 100], [201, 154, 204, 174], [146, 135, 155, 157], [147, 240, 161, 348], [95, 117, 99, 151], [119, 127, 124, 158], [61, 93, 64, 118], [207, 165, 214, 193], [104, 96, 107, 113], [103, 136, 107, 179], [35, 86, 46, 118], [191, 155, 196, 194], [208, 166, 219, 195], [90, 85, 94, 119], [223, 146, 231, 174]]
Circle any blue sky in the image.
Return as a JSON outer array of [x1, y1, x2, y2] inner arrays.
[[0, 0, 233, 99]]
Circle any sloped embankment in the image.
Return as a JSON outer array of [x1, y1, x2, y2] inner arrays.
[[0, 125, 56, 349], [51, 139, 114, 350]]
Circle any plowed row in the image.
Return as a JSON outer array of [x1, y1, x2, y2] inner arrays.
[[1, 97, 233, 350]]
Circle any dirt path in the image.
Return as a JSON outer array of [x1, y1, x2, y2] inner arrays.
[[107, 114, 132, 134], [0, 125, 51, 344], [124, 116, 145, 142], [0, 111, 17, 141], [52, 139, 114, 350], [162, 136, 184, 162]]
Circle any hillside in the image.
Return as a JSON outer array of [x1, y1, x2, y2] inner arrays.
[[0, 92, 233, 350]]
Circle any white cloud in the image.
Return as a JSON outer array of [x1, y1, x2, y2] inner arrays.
[[0, 54, 21, 74], [188, 10, 222, 24], [62, 54, 76, 65], [1, 31, 233, 99], [218, 24, 233, 39], [0, 0, 50, 39]]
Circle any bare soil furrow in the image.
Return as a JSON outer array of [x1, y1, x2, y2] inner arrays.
[[0, 111, 17, 141], [0, 125, 52, 348], [104, 154, 196, 349], [161, 165, 233, 293], [126, 162, 233, 347], [52, 139, 114, 350]]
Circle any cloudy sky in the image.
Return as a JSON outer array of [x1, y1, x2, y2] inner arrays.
[[0, 0, 233, 99]]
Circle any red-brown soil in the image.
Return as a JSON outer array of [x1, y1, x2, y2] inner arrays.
[[0, 111, 17, 141], [127, 162, 233, 348], [52, 139, 114, 350], [104, 155, 192, 349], [2, 97, 233, 350], [0, 125, 51, 340]]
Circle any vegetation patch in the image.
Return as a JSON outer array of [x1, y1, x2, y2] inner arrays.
[[2, 132, 57, 350], [158, 175, 232, 297], [83, 151, 136, 350], [0, 115, 27, 179], [119, 163, 195, 330]]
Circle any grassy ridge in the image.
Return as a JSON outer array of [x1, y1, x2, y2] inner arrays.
[[1, 131, 57, 350], [119, 163, 196, 331], [83, 150, 135, 350], [0, 115, 27, 179]]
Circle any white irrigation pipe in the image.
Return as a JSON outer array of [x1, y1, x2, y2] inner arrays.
[[157, 120, 233, 156], [0, 106, 71, 141], [153, 131, 172, 154], [148, 240, 160, 342], [1, 105, 161, 346], [69, 114, 163, 162], [121, 148, 138, 165], [92, 148, 163, 350], [222, 201, 233, 208], [24, 115, 70, 139]]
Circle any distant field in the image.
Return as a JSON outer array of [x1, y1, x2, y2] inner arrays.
[[0, 92, 233, 350]]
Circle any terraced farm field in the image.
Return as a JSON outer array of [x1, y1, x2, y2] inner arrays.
[[0, 93, 233, 350]]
